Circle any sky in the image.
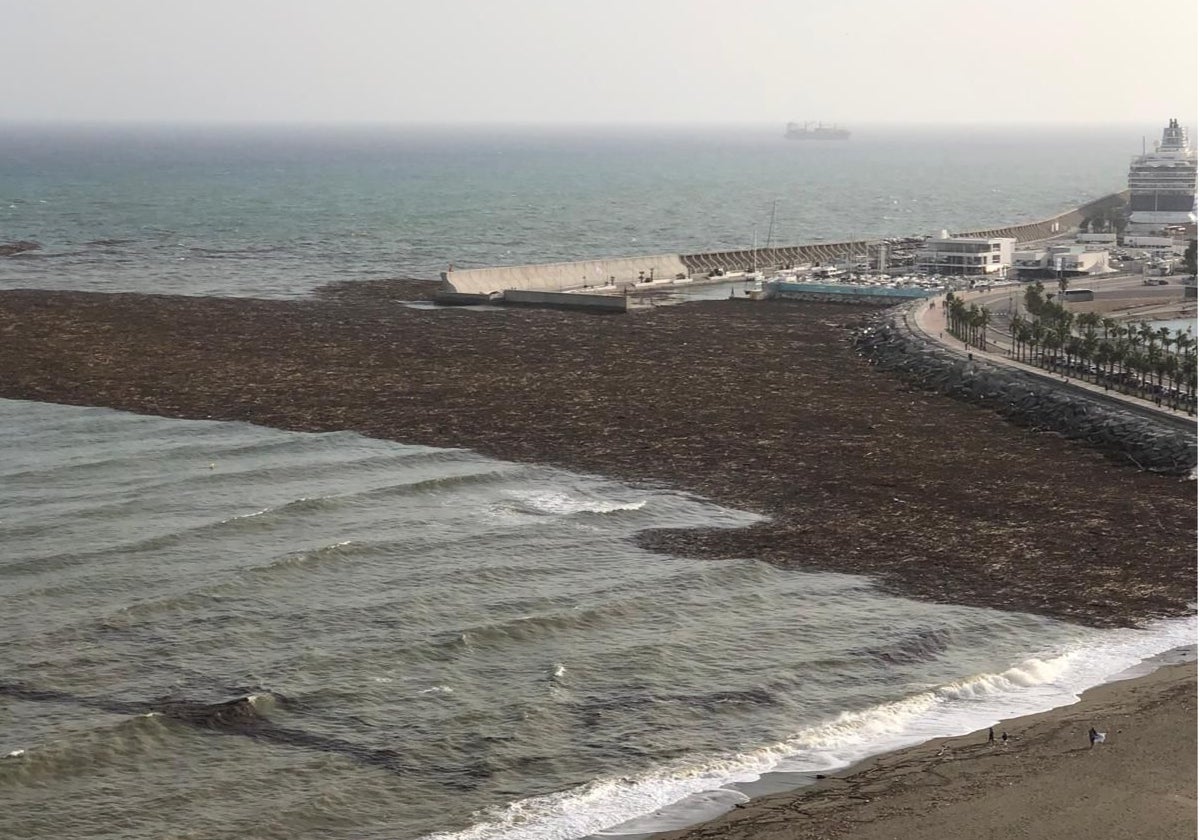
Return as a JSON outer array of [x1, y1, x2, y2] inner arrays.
[[1, 0, 1196, 125]]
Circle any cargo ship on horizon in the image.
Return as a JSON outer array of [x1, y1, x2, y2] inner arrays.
[[785, 121, 850, 140]]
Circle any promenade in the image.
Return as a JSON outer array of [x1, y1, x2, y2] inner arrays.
[[910, 283, 1197, 428]]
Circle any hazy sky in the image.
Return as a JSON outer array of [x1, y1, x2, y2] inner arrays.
[[2, 0, 1196, 125]]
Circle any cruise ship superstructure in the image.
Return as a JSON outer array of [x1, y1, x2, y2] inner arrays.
[[1127, 118, 1197, 227]]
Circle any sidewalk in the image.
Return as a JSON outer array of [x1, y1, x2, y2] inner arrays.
[[908, 291, 1197, 429]]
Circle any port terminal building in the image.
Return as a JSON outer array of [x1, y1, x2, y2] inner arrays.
[[1012, 243, 1112, 279], [914, 234, 1015, 276]]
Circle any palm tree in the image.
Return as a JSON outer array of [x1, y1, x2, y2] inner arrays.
[[1043, 332, 1062, 372], [1155, 326, 1173, 358], [1077, 311, 1101, 342], [1162, 354, 1181, 408], [1081, 331, 1100, 382], [1024, 281, 1047, 319], [1107, 336, 1130, 393], [1101, 317, 1118, 342], [1012, 317, 1033, 362], [1126, 349, 1149, 397], [1053, 311, 1074, 370], [1173, 328, 1192, 358], [975, 306, 991, 350], [1180, 353, 1198, 414], [1138, 321, 1156, 357], [1094, 342, 1114, 389], [1029, 321, 1046, 367]]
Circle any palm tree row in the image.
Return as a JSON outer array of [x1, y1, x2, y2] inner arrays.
[[943, 291, 990, 350], [1006, 282, 1197, 413]]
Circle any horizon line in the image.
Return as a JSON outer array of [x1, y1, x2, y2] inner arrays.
[[0, 117, 1191, 129]]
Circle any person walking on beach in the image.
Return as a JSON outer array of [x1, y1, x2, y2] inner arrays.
[[988, 727, 994, 744], [1088, 727, 1106, 748]]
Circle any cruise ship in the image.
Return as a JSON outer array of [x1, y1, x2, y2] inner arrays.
[[1127, 118, 1197, 226]]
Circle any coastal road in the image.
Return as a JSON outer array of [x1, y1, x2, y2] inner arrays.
[[912, 277, 1197, 429]]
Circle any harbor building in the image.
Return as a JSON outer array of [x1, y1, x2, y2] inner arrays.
[[915, 234, 1014, 276], [1012, 243, 1110, 279], [1127, 118, 1197, 229]]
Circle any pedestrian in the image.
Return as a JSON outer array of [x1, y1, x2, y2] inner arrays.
[[1088, 727, 1106, 748], [988, 727, 995, 744], [1001, 731, 1009, 745]]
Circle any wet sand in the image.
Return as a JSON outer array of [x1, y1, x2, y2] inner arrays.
[[0, 283, 1194, 627], [658, 661, 1197, 840]]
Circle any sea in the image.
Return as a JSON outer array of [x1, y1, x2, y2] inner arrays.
[[1, 123, 1196, 840]]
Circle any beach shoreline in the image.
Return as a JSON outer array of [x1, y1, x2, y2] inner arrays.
[[650, 656, 1197, 840]]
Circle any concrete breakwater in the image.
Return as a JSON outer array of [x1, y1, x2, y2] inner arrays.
[[853, 304, 1197, 476], [679, 190, 1129, 276]]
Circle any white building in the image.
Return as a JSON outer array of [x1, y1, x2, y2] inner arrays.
[[1012, 244, 1110, 278], [1076, 232, 1118, 246], [916, 234, 1014, 276]]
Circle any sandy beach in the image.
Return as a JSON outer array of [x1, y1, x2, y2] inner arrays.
[[659, 660, 1196, 840]]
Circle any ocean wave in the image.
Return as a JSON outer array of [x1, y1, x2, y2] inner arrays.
[[504, 491, 648, 517], [419, 615, 1196, 840], [356, 468, 522, 502], [448, 599, 651, 649], [248, 540, 364, 576], [109, 540, 368, 619], [187, 244, 285, 257], [0, 711, 175, 786]]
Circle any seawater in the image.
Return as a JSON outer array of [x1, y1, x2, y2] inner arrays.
[[0, 122, 1141, 298], [1, 125, 1194, 839], [1152, 316, 1197, 335], [0, 398, 1193, 840]]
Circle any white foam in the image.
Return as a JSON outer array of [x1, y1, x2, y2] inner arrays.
[[5, 749, 26, 758], [220, 507, 269, 524], [510, 491, 647, 516], [419, 685, 454, 695]]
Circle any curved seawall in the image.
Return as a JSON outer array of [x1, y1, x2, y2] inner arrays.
[[680, 191, 1130, 275]]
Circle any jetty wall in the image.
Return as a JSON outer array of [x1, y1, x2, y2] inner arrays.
[[955, 191, 1129, 242], [443, 255, 688, 296], [503, 290, 628, 312], [679, 191, 1130, 276]]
